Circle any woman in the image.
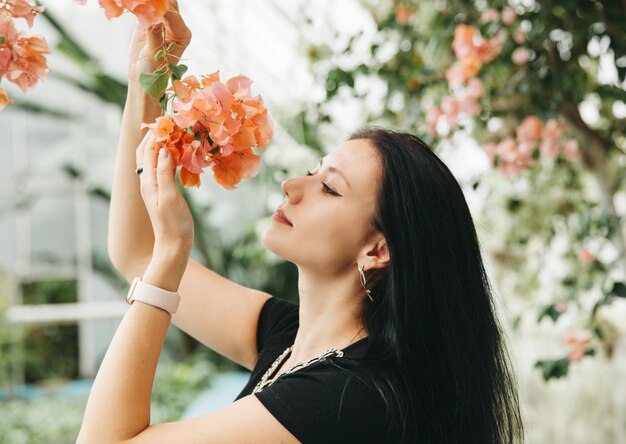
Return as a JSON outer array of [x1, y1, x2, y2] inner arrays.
[[78, 2, 524, 443]]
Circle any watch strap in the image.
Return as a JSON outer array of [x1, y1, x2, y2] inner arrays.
[[126, 276, 181, 315]]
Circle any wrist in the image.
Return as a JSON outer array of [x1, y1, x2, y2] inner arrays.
[[142, 254, 187, 293]]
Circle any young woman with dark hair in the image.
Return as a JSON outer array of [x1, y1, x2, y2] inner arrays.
[[78, 3, 524, 443]]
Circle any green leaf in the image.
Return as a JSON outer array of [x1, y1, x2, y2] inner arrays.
[[154, 49, 166, 61], [166, 42, 176, 52], [139, 69, 169, 99], [0, 36, 4, 45], [609, 282, 626, 298], [209, 147, 220, 155], [159, 93, 169, 112], [168, 63, 188, 81], [538, 304, 562, 322], [534, 357, 569, 381]]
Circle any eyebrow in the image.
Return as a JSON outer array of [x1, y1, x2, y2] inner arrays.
[[317, 158, 352, 189]]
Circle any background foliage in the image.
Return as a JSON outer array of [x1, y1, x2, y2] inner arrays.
[[297, 0, 626, 380]]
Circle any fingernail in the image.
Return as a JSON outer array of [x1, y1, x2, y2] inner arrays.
[[159, 148, 168, 160]]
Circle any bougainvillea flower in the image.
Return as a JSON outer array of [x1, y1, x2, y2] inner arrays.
[[144, 69, 272, 188], [81, 0, 168, 27], [563, 331, 592, 362], [449, 24, 503, 87], [0, 86, 12, 110], [494, 137, 534, 178], [516, 115, 543, 145], [577, 247, 594, 264], [475, 35, 502, 64], [479, 9, 499, 24], [211, 147, 261, 190], [394, 5, 415, 25], [97, 0, 125, 20], [452, 25, 476, 60], [0, 15, 20, 46], [124, 0, 169, 27], [426, 107, 442, 137], [4, 34, 50, 93], [141, 115, 176, 141], [502, 7, 517, 26], [539, 119, 564, 160], [0, 0, 45, 28], [561, 139, 580, 162]]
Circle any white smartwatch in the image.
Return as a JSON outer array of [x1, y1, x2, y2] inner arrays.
[[126, 276, 181, 316]]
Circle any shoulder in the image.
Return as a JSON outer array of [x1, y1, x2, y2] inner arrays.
[[253, 359, 388, 443], [256, 297, 299, 353]]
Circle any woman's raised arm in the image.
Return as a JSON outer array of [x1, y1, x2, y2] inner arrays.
[[106, 2, 272, 372], [108, 0, 191, 272]]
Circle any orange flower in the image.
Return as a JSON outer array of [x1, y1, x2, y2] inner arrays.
[[539, 119, 564, 160], [563, 331, 591, 362], [516, 115, 543, 145], [145, 70, 273, 189], [0, 0, 45, 28], [452, 24, 476, 60], [84, 0, 169, 27], [141, 115, 176, 141], [0, 86, 12, 110], [211, 148, 261, 190], [394, 5, 416, 26], [4, 34, 50, 93], [179, 167, 201, 188], [577, 248, 594, 264], [562, 139, 580, 162]]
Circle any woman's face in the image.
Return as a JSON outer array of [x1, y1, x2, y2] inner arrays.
[[261, 138, 382, 273]]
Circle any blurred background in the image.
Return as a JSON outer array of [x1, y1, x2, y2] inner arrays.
[[0, 0, 625, 442]]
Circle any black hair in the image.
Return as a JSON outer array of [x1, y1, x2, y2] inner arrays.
[[349, 128, 524, 443]]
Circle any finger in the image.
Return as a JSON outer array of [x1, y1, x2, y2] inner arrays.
[[156, 148, 176, 200], [147, 22, 165, 54], [162, 3, 191, 51], [135, 130, 153, 173], [141, 131, 159, 196]]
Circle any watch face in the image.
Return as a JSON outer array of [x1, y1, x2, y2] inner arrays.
[[126, 276, 140, 304]]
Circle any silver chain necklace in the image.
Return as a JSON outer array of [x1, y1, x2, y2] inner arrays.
[[252, 345, 345, 394]]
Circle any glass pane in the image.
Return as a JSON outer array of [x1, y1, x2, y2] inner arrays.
[[29, 195, 76, 272]]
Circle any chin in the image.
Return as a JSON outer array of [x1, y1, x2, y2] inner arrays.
[[260, 227, 292, 262]]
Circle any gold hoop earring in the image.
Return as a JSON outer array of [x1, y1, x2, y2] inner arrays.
[[358, 264, 374, 302]]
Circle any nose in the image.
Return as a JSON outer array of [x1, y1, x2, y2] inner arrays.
[[281, 177, 303, 204]]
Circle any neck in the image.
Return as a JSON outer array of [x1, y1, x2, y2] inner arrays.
[[288, 265, 368, 363]]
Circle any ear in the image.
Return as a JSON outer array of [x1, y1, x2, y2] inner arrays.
[[363, 235, 390, 271]]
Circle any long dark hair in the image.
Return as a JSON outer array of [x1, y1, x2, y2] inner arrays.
[[350, 128, 524, 443]]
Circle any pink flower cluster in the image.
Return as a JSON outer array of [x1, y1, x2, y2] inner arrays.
[[0, 0, 49, 110], [445, 24, 504, 87], [427, 77, 484, 135], [483, 116, 581, 178], [76, 0, 168, 28], [563, 330, 592, 362], [479, 7, 517, 26], [141, 71, 273, 189], [427, 24, 505, 137], [394, 5, 416, 26]]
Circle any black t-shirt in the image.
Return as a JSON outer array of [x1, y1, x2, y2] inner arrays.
[[234, 297, 388, 443]]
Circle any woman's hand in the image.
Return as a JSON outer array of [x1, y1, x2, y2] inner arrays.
[[127, 0, 192, 88], [136, 131, 194, 261]]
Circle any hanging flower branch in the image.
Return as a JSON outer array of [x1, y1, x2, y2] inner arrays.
[[77, 0, 274, 189], [0, 0, 50, 111]]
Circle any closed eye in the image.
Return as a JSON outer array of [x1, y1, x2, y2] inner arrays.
[[306, 170, 341, 196]]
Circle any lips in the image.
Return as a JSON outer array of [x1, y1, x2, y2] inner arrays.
[[275, 208, 292, 226]]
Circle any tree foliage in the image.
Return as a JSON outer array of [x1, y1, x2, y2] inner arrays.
[[303, 0, 626, 380]]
